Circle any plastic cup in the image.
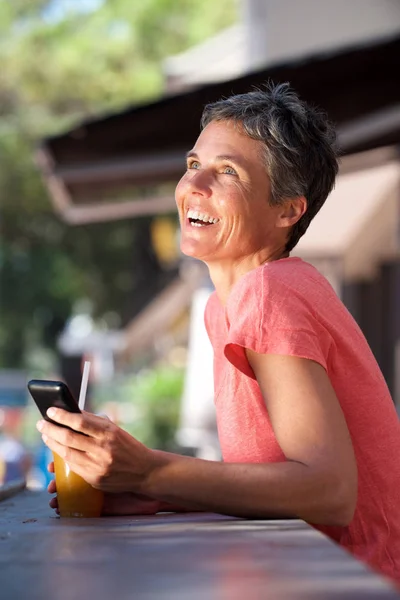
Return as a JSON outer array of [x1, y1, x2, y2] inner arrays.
[[53, 453, 104, 518]]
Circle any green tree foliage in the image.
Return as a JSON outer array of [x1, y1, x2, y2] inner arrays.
[[94, 365, 185, 450], [0, 0, 237, 368]]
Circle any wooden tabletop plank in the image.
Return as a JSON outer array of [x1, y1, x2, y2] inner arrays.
[[0, 490, 398, 600]]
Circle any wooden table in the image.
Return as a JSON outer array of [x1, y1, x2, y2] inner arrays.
[[0, 490, 398, 599]]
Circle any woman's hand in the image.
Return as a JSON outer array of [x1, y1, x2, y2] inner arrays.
[[46, 461, 162, 516], [38, 409, 155, 494], [47, 462, 59, 514]]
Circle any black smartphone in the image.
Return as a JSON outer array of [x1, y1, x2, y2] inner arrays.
[[27, 379, 81, 429]]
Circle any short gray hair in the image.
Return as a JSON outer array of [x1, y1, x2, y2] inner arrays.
[[201, 82, 339, 252]]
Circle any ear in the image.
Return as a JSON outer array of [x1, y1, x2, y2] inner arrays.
[[276, 196, 307, 228]]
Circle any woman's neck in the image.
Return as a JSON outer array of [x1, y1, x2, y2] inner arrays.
[[206, 247, 290, 305]]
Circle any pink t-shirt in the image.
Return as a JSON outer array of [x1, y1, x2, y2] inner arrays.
[[204, 256, 400, 583]]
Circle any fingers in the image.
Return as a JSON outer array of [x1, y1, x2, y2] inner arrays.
[[49, 496, 59, 515], [47, 461, 54, 473], [47, 479, 57, 494], [37, 419, 94, 453], [37, 412, 118, 487], [48, 479, 59, 514], [39, 409, 112, 440], [40, 434, 87, 468]]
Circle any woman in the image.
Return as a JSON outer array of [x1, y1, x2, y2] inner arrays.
[[38, 83, 400, 583]]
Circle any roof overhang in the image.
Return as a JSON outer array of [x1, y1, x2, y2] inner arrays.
[[38, 34, 400, 225]]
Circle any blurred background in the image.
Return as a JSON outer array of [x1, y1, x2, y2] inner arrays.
[[0, 0, 399, 490]]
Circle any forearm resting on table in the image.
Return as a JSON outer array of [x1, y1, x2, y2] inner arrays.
[[145, 451, 354, 526], [157, 501, 201, 513]]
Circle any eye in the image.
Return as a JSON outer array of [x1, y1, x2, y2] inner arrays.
[[223, 165, 237, 175], [187, 160, 200, 170]]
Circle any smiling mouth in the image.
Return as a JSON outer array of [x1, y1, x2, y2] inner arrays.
[[187, 209, 219, 228]]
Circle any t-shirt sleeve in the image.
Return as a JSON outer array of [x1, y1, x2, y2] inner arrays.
[[224, 267, 331, 378]]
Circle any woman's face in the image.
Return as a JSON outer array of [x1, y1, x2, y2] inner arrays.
[[175, 120, 287, 264]]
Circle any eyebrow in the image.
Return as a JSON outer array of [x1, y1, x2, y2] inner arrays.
[[185, 151, 247, 169]]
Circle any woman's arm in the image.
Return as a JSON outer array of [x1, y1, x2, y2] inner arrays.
[[38, 355, 357, 525], [144, 354, 357, 525]]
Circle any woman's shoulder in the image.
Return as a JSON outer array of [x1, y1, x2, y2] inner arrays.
[[263, 256, 331, 291], [230, 257, 328, 301], [226, 257, 339, 326]]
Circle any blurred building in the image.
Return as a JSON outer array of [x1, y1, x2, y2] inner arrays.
[[165, 0, 400, 90], [37, 0, 400, 454]]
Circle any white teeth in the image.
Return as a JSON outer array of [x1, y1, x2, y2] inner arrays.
[[187, 209, 219, 224]]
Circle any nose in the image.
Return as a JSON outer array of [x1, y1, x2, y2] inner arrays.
[[187, 169, 212, 198]]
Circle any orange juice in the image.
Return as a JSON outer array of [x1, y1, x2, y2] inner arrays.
[[53, 453, 104, 518]]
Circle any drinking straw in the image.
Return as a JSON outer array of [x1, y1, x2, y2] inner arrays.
[[78, 361, 91, 410]]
